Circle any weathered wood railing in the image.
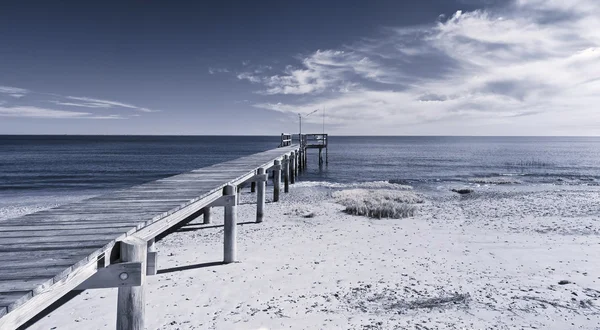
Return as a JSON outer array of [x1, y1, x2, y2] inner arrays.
[[279, 133, 292, 147], [0, 143, 304, 329]]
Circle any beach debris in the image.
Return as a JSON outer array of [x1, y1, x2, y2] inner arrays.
[[332, 189, 423, 219], [451, 188, 473, 195], [285, 206, 316, 219], [558, 280, 571, 285], [332, 283, 470, 314]]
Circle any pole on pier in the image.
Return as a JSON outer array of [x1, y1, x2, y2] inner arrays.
[[290, 152, 296, 184], [298, 149, 303, 172], [273, 160, 281, 202], [283, 155, 290, 193], [251, 181, 256, 193], [203, 207, 211, 224], [256, 167, 265, 223], [116, 237, 147, 330], [223, 184, 237, 263]]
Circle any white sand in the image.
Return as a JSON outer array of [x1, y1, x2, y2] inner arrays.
[[30, 183, 600, 329]]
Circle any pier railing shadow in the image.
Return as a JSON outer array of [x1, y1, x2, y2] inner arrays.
[[157, 261, 226, 274], [177, 221, 257, 232]]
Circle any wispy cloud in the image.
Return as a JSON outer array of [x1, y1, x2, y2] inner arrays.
[[208, 67, 230, 74], [66, 96, 156, 112], [0, 85, 29, 98], [0, 106, 124, 119], [50, 100, 112, 108], [238, 0, 600, 134], [0, 85, 156, 119]]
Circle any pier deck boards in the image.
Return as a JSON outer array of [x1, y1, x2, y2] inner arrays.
[[0, 144, 299, 328]]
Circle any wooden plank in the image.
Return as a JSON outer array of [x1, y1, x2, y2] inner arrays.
[[0, 266, 70, 281], [0, 227, 135, 238], [0, 224, 136, 232], [0, 292, 31, 314], [0, 232, 132, 244], [0, 240, 111, 253], [0, 257, 98, 328], [0, 249, 95, 263], [0, 279, 51, 295]]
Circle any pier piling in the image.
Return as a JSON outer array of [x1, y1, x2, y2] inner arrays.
[[116, 237, 147, 330], [284, 155, 290, 193], [256, 168, 265, 223], [273, 159, 281, 202], [290, 152, 296, 184], [223, 184, 237, 263]]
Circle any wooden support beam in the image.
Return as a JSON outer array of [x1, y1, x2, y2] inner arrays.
[[116, 237, 147, 330], [283, 155, 290, 193], [147, 239, 157, 276], [202, 207, 211, 224], [298, 150, 303, 172], [273, 160, 281, 202], [75, 262, 142, 290], [251, 181, 256, 193], [223, 185, 237, 263], [208, 195, 236, 207], [256, 168, 266, 223]]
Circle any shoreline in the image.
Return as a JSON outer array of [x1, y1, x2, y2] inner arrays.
[[27, 183, 600, 329]]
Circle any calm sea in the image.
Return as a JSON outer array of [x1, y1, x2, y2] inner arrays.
[[1, 135, 600, 219]]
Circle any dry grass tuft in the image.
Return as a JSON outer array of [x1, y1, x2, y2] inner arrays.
[[332, 189, 424, 219]]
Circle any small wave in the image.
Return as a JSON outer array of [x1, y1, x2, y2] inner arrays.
[[294, 181, 413, 190], [469, 177, 522, 185]]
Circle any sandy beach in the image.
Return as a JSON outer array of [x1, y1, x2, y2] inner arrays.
[[29, 182, 600, 330]]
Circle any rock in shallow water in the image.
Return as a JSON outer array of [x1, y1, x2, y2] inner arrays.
[[451, 188, 474, 195]]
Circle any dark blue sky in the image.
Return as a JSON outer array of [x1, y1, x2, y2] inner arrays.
[[2, 0, 597, 135]]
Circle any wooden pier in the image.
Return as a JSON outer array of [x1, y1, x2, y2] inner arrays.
[[0, 141, 306, 329], [302, 133, 328, 165]]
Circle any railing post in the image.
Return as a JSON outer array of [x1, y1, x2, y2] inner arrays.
[[116, 237, 147, 330], [251, 181, 256, 193], [256, 168, 265, 223], [283, 155, 289, 193], [223, 184, 237, 263], [273, 159, 281, 202]]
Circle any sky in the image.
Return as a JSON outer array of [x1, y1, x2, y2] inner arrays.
[[0, 0, 599, 135]]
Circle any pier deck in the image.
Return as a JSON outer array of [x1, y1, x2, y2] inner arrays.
[[0, 144, 300, 329]]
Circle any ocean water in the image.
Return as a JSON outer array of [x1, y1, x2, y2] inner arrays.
[[1, 135, 600, 220]]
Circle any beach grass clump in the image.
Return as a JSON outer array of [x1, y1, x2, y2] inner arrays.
[[332, 189, 423, 219]]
